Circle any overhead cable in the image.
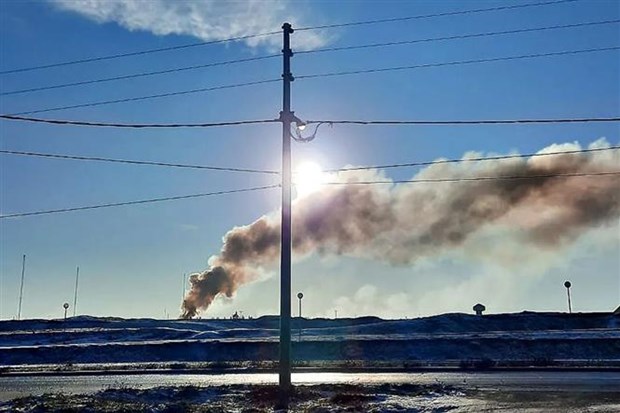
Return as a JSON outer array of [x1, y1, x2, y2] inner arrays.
[[7, 20, 616, 97], [297, 46, 620, 80], [298, 19, 620, 56], [9, 46, 618, 116], [0, 185, 280, 219], [296, 0, 578, 31], [2, 114, 617, 129], [325, 171, 620, 186], [7, 79, 280, 116], [1, 55, 280, 96], [0, 1, 576, 75], [308, 117, 620, 126], [0, 149, 279, 175], [0, 114, 279, 128], [3, 172, 616, 219], [0, 32, 280, 75], [326, 146, 620, 173]]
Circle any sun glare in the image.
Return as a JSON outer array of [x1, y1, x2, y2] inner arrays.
[[294, 162, 326, 197]]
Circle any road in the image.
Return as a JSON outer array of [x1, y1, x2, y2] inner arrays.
[[1, 371, 619, 402]]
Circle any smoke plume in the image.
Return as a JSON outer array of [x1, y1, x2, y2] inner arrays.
[[181, 140, 619, 318]]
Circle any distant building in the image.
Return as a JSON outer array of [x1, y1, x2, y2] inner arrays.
[[473, 303, 486, 316], [232, 311, 240, 320]]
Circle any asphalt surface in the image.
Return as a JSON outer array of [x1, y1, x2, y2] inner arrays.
[[2, 371, 619, 402]]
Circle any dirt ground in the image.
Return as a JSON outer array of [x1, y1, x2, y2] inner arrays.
[[2, 382, 620, 412]]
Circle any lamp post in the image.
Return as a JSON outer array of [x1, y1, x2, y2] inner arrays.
[[63, 302, 69, 320], [297, 292, 303, 318], [564, 281, 572, 314], [297, 292, 304, 342]]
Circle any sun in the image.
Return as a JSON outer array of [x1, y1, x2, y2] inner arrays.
[[294, 161, 326, 197]]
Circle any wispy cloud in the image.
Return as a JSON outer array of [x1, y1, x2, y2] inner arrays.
[[51, 0, 328, 51]]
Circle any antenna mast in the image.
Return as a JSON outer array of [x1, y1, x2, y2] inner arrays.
[[73, 266, 80, 317], [17, 254, 26, 320]]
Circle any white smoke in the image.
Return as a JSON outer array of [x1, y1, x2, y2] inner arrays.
[[51, 0, 328, 51]]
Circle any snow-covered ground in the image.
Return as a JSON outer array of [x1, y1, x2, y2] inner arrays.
[[0, 311, 618, 368], [2, 380, 620, 413], [1, 312, 619, 412]]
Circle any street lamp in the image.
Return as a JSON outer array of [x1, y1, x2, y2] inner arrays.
[[564, 281, 572, 314], [297, 292, 304, 342], [297, 292, 304, 318], [63, 302, 69, 320], [291, 118, 332, 143]]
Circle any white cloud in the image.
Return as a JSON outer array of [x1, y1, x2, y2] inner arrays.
[[51, 0, 328, 51]]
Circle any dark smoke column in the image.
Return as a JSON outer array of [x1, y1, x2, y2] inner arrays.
[[180, 142, 619, 318]]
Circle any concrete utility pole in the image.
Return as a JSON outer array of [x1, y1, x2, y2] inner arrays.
[[278, 22, 294, 399]]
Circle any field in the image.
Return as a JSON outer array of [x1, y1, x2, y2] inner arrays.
[[2, 311, 619, 412], [1, 311, 618, 370]]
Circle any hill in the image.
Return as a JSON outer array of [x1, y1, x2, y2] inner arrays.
[[0, 312, 618, 369]]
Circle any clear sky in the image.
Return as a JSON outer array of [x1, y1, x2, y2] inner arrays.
[[1, 0, 618, 320]]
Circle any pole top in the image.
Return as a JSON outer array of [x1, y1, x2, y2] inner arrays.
[[282, 22, 294, 33], [564, 281, 572, 288]]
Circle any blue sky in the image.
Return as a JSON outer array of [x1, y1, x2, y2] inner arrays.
[[1, 0, 618, 320]]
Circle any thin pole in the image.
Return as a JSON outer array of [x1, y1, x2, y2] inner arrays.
[[564, 281, 572, 314], [279, 22, 294, 399], [182, 273, 186, 302], [17, 254, 26, 320], [298, 296, 302, 342], [73, 266, 79, 317]]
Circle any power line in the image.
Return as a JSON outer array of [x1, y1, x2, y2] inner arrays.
[[326, 146, 620, 173], [0, 0, 576, 76], [7, 78, 280, 116], [298, 19, 620, 56], [1, 54, 280, 96], [0, 185, 280, 219], [3, 114, 617, 129], [10, 46, 617, 117], [308, 117, 620, 126], [297, 46, 620, 80], [296, 0, 578, 31], [7, 19, 615, 97], [0, 114, 279, 129], [0, 149, 279, 175], [0, 32, 280, 75], [325, 171, 620, 186]]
